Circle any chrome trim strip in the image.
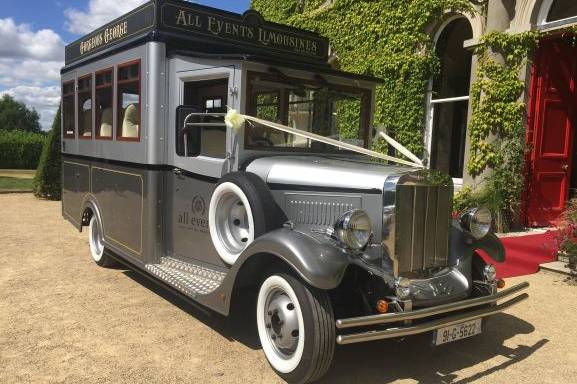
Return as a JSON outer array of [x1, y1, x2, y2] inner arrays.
[[336, 291, 529, 345], [336, 281, 529, 329]]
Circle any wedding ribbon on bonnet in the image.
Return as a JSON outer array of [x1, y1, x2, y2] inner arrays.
[[224, 109, 424, 168]]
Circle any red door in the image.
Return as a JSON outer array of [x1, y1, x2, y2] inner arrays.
[[527, 38, 577, 226]]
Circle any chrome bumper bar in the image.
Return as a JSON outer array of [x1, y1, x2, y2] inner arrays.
[[336, 281, 529, 345]]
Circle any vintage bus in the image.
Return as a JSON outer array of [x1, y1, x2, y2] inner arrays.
[[61, 1, 529, 383]]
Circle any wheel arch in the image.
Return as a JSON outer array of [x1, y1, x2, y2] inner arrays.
[[229, 228, 350, 292], [79, 195, 102, 231]]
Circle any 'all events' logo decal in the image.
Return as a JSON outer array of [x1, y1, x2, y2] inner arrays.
[[178, 195, 208, 233]]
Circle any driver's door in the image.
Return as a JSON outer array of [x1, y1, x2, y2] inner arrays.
[[166, 62, 238, 268]]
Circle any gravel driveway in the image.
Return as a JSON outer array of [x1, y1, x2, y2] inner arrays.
[[1, 194, 576, 384]]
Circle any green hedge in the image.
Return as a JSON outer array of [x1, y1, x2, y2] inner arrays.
[[0, 130, 47, 169], [33, 107, 61, 200]]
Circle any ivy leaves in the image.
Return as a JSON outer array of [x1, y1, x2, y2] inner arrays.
[[467, 32, 538, 177], [464, 31, 539, 230], [252, 0, 473, 156]]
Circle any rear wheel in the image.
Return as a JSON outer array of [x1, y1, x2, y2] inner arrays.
[[88, 215, 116, 267], [257, 273, 335, 384]]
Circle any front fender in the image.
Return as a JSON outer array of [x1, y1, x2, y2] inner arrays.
[[476, 233, 506, 263], [231, 228, 350, 290], [451, 222, 506, 264]]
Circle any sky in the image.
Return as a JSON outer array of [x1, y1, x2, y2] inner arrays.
[[0, 0, 251, 130]]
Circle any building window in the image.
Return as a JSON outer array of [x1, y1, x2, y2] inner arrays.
[[204, 97, 223, 111], [62, 81, 75, 138], [547, 0, 577, 23], [77, 75, 93, 139], [426, 17, 473, 180], [117, 61, 140, 140], [95, 69, 113, 139]]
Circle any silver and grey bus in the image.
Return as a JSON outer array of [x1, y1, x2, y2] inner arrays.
[[61, 1, 529, 383]]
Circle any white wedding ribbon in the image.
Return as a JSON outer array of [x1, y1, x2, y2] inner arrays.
[[375, 129, 423, 166], [224, 109, 423, 168]]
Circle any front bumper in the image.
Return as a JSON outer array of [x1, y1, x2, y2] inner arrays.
[[335, 281, 529, 345]]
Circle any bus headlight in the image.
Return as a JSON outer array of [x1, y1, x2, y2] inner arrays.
[[483, 264, 497, 282], [333, 210, 372, 250], [395, 277, 411, 299], [460, 207, 492, 239]]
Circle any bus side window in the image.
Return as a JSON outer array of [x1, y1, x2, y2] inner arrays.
[[95, 69, 113, 139], [177, 79, 228, 158], [117, 61, 140, 141], [77, 75, 93, 139], [62, 81, 75, 138]]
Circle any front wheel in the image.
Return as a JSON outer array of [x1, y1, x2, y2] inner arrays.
[[257, 273, 335, 384]]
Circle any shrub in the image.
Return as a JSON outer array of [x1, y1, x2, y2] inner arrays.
[[0, 130, 47, 169], [34, 107, 61, 200], [453, 182, 519, 233]]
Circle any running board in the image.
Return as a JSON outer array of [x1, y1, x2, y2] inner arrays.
[[145, 257, 226, 298]]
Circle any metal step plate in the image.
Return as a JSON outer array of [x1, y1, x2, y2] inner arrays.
[[146, 257, 226, 298]]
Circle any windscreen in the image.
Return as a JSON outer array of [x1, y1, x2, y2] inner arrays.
[[245, 72, 369, 152]]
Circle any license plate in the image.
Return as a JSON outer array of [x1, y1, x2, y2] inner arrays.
[[434, 319, 482, 346]]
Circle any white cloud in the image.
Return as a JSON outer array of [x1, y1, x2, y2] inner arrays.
[[1, 86, 61, 130], [65, 0, 148, 35], [0, 19, 64, 130], [0, 59, 62, 88], [0, 18, 64, 61]]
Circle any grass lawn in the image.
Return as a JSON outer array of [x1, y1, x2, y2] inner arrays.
[[0, 170, 35, 179], [0, 176, 34, 191]]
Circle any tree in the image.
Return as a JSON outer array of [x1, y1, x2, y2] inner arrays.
[[33, 106, 61, 200], [0, 94, 41, 132]]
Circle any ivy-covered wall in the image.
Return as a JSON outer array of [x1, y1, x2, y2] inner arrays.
[[251, 0, 474, 156], [252, 0, 577, 230], [463, 31, 539, 231]]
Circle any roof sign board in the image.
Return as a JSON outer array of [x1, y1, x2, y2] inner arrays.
[[64, 0, 329, 66], [65, 2, 156, 65]]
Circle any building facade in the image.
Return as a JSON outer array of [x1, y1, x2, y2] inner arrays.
[[429, 0, 577, 226], [253, 0, 577, 227]]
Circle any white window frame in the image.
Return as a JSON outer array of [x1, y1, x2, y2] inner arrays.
[[537, 0, 577, 30], [424, 15, 471, 188]]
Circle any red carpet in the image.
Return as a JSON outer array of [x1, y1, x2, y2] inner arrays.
[[478, 230, 559, 278]]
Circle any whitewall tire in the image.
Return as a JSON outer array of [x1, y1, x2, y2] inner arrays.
[[88, 214, 115, 267], [89, 215, 104, 263], [257, 275, 306, 374], [209, 182, 255, 265], [257, 273, 335, 383]]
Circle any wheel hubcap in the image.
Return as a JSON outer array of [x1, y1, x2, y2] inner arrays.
[[265, 289, 300, 357], [215, 193, 250, 254]]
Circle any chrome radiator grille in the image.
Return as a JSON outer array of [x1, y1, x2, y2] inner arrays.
[[285, 194, 360, 227], [395, 183, 452, 273]]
